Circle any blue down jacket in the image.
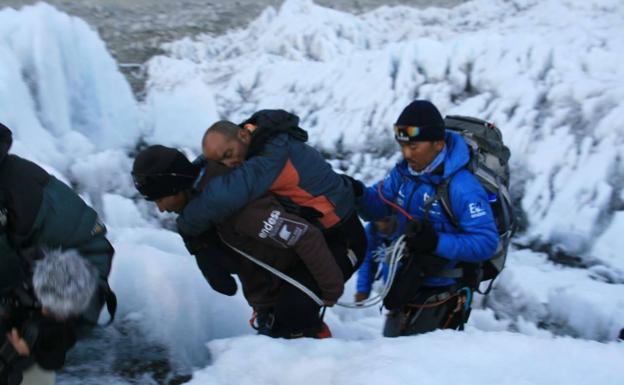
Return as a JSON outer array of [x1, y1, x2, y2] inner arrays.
[[358, 132, 498, 286]]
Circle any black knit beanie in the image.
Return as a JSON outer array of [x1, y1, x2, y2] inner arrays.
[[394, 100, 445, 142], [132, 145, 199, 201]]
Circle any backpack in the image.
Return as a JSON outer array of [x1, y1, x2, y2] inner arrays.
[[433, 115, 515, 292]]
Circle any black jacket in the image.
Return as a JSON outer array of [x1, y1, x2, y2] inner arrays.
[[241, 109, 308, 157]]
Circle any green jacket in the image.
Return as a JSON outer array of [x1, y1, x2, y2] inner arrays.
[[0, 153, 114, 322]]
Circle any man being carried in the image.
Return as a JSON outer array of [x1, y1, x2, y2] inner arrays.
[[132, 145, 348, 338], [177, 110, 366, 281]]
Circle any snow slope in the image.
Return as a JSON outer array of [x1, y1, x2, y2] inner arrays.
[[0, 2, 140, 209], [190, 332, 624, 385]]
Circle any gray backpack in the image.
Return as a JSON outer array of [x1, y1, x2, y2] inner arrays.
[[435, 115, 515, 292]]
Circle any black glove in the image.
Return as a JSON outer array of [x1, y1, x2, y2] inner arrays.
[[194, 249, 238, 296], [34, 316, 77, 370], [180, 230, 238, 296], [404, 220, 439, 255], [344, 175, 365, 198], [404, 220, 448, 276]]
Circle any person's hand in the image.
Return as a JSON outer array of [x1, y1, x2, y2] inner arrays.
[[354, 292, 369, 302], [194, 248, 238, 296], [6, 328, 30, 356], [404, 220, 439, 256]]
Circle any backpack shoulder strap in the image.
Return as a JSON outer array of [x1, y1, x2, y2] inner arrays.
[[435, 179, 459, 228], [421, 176, 458, 229]]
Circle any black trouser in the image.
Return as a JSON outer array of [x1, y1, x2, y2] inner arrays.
[[383, 286, 471, 337], [265, 262, 324, 338]]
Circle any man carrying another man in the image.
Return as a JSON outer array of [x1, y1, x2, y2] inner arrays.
[[132, 145, 349, 338]]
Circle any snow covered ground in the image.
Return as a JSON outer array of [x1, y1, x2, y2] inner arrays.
[[191, 332, 623, 385], [1, 0, 623, 384]]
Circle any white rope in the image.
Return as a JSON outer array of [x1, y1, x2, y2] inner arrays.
[[219, 234, 408, 309], [336, 235, 406, 308], [218, 235, 325, 306]]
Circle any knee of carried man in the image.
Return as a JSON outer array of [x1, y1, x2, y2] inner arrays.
[[32, 249, 98, 320]]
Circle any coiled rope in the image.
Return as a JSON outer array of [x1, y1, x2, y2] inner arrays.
[[219, 235, 408, 309]]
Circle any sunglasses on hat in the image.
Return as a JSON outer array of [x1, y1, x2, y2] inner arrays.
[[393, 125, 421, 141]]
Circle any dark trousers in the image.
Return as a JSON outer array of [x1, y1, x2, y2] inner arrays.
[[383, 286, 471, 337], [259, 211, 367, 338], [268, 262, 324, 338]]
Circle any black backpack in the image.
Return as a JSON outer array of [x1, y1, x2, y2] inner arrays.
[[433, 116, 515, 292]]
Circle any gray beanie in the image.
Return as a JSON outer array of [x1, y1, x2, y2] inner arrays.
[[32, 249, 98, 319]]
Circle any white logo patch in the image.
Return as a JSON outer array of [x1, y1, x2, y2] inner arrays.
[[259, 210, 282, 239], [397, 190, 406, 206], [469, 202, 487, 218], [273, 218, 308, 247], [423, 192, 439, 207], [258, 210, 308, 247], [279, 224, 292, 241]]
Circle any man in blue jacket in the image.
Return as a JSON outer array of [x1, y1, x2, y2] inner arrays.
[[351, 100, 499, 336]]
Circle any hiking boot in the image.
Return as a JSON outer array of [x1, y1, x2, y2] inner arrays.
[[293, 322, 332, 339], [315, 322, 332, 339], [251, 308, 276, 337]]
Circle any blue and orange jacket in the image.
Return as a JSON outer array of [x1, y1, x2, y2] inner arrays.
[[358, 131, 498, 286], [177, 110, 354, 236]]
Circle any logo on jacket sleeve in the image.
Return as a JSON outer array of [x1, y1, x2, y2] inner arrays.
[[468, 201, 487, 218], [396, 189, 406, 206]]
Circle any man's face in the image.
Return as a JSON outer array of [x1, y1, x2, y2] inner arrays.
[[155, 191, 188, 214], [203, 131, 250, 168], [399, 140, 445, 172]]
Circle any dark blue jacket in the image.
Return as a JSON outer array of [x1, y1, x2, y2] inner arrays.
[[358, 132, 498, 286], [177, 110, 354, 236]]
